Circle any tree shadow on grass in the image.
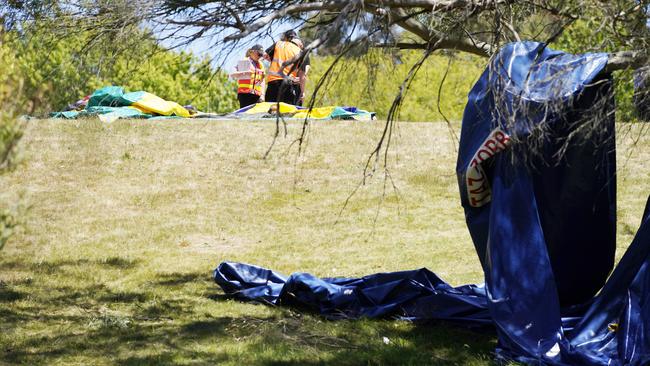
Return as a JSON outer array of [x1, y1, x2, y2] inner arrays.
[[154, 272, 205, 287], [0, 263, 499, 365], [0, 287, 25, 302], [204, 295, 499, 366], [3, 307, 498, 365], [2, 318, 233, 365], [1, 256, 140, 274]]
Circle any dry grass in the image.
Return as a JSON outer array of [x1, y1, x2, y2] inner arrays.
[[0, 118, 648, 365]]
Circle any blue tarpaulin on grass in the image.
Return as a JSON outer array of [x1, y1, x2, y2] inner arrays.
[[214, 42, 650, 365]]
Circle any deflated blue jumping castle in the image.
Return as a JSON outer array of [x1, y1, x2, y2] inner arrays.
[[214, 42, 650, 365]]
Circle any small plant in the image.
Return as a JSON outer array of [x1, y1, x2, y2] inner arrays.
[[0, 209, 17, 251], [0, 113, 23, 173], [88, 309, 132, 330], [121, 151, 133, 160]]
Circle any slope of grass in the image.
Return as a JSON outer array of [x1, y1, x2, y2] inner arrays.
[[0, 118, 648, 365]]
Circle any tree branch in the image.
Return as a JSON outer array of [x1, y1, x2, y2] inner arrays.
[[437, 38, 491, 57], [374, 42, 429, 49], [223, 1, 348, 41], [220, 0, 512, 42], [388, 8, 435, 41], [605, 51, 648, 73], [375, 0, 511, 11], [373, 38, 491, 57]]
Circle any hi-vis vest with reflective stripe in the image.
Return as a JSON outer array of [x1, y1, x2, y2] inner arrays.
[[237, 58, 265, 96], [267, 41, 301, 83]]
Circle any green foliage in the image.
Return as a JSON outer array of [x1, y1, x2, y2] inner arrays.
[[0, 30, 24, 251], [2, 23, 237, 115], [307, 50, 485, 122], [0, 115, 22, 172]]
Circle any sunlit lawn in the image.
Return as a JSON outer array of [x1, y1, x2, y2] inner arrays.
[[0, 118, 648, 365]]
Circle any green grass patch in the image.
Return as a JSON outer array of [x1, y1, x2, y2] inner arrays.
[[0, 119, 648, 365]]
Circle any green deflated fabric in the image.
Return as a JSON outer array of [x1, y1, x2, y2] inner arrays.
[[87, 86, 126, 108], [51, 106, 151, 123], [51, 86, 191, 121]]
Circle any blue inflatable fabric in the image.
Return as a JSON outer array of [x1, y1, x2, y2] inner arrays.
[[214, 42, 650, 365], [215, 262, 491, 324], [456, 41, 615, 362]]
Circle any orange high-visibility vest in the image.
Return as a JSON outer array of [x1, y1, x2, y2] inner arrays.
[[237, 58, 266, 96], [267, 41, 301, 83]]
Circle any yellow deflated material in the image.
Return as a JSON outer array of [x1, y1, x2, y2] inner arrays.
[[132, 92, 190, 118], [243, 102, 298, 115], [293, 106, 336, 119], [242, 102, 337, 119]]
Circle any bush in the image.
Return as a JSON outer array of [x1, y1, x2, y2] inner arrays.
[[306, 50, 485, 122], [0, 30, 24, 251], [4, 23, 237, 115]]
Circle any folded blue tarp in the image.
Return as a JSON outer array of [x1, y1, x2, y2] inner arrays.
[[214, 42, 650, 365], [215, 262, 491, 324]]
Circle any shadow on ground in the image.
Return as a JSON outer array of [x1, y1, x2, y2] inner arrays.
[[0, 257, 497, 365]]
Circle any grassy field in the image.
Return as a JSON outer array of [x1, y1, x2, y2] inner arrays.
[[1, 118, 649, 365]]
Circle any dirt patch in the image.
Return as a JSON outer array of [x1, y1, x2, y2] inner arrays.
[[178, 233, 252, 253]]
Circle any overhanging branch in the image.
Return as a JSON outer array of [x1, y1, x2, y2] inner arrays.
[[374, 42, 428, 49], [373, 39, 491, 57], [223, 1, 348, 41], [605, 51, 648, 73], [372, 45, 648, 69], [220, 0, 512, 43]]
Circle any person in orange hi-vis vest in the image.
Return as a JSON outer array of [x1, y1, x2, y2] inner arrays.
[[230, 44, 267, 108], [291, 38, 311, 106], [264, 30, 310, 105]]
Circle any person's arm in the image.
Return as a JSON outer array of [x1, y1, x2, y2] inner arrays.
[[265, 44, 275, 61], [298, 55, 310, 103], [298, 67, 309, 103], [260, 76, 267, 101]]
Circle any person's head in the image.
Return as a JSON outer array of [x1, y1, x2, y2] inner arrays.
[[246, 44, 265, 60], [281, 29, 297, 41]]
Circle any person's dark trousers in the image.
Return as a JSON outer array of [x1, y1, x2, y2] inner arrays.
[[238, 93, 261, 108], [265, 80, 300, 105]]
